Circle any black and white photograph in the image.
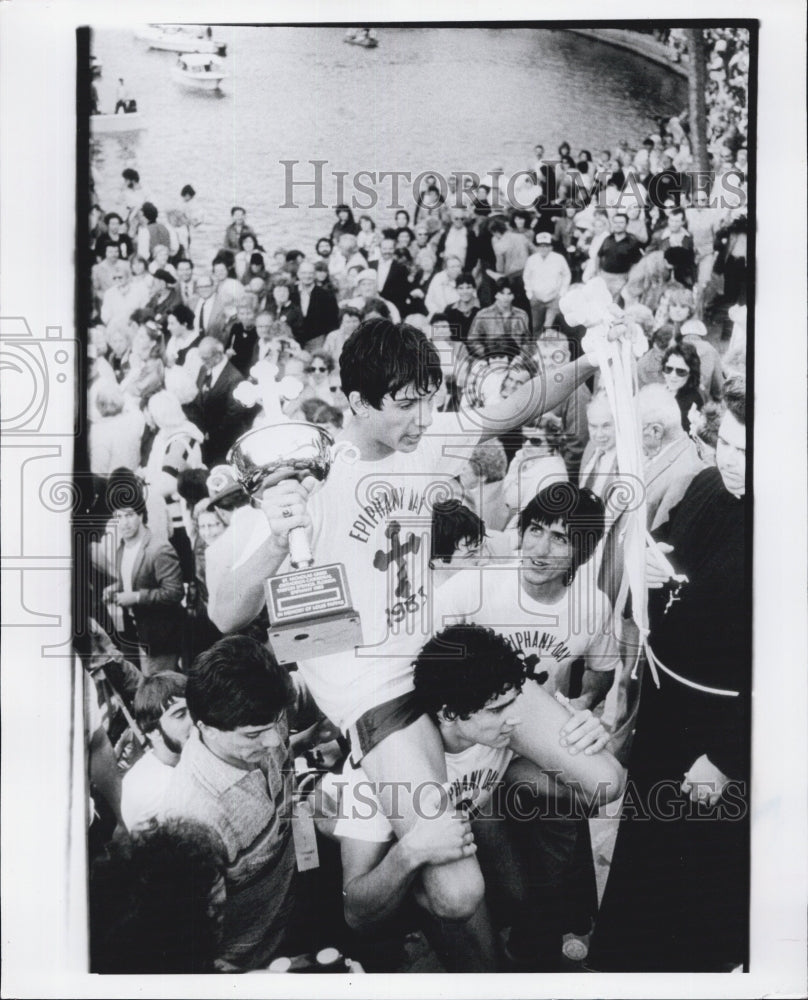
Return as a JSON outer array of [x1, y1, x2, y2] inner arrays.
[[1, 3, 805, 998]]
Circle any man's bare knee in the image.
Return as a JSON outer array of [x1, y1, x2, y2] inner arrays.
[[420, 860, 485, 922]]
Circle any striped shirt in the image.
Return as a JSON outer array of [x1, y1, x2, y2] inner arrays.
[[163, 726, 296, 971]]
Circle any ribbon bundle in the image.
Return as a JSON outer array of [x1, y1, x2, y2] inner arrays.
[[559, 280, 738, 699], [559, 279, 651, 684]]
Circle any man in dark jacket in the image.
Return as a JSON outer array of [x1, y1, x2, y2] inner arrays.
[[292, 260, 339, 352], [435, 208, 481, 272], [186, 338, 256, 466], [370, 236, 410, 318], [105, 478, 184, 675]]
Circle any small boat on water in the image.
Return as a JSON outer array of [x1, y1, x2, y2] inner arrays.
[[137, 24, 227, 57], [344, 28, 378, 48], [90, 112, 146, 134], [170, 53, 227, 92]]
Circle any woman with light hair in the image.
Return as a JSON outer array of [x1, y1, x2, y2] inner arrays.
[[621, 249, 675, 314], [89, 381, 145, 476]]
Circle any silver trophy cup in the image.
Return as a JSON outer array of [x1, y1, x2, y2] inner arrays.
[[227, 422, 361, 664], [228, 422, 335, 568]]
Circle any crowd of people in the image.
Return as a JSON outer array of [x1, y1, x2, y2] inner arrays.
[[84, 108, 750, 974]]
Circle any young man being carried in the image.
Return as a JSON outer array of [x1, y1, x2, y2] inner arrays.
[[208, 318, 625, 926]]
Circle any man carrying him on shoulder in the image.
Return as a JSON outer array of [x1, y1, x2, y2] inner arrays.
[[337, 623, 607, 971]]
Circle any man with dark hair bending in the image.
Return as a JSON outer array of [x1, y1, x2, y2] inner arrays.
[[162, 634, 317, 971], [209, 318, 625, 930]]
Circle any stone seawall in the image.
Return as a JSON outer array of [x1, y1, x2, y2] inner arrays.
[[565, 28, 688, 79]]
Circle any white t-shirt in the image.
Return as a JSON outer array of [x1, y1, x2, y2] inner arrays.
[[121, 750, 175, 832], [431, 566, 620, 698], [299, 413, 483, 729], [222, 413, 482, 731], [120, 538, 143, 593], [333, 741, 513, 843]]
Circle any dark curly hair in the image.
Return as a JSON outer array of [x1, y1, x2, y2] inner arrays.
[[662, 339, 701, 396], [89, 818, 225, 973], [413, 624, 528, 721]]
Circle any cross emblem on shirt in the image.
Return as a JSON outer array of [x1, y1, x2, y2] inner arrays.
[[373, 520, 421, 599]]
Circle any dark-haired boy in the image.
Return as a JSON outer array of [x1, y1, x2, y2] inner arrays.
[[443, 271, 480, 344], [209, 319, 625, 925], [223, 205, 256, 252], [466, 277, 531, 359], [432, 483, 620, 709], [163, 635, 317, 972]]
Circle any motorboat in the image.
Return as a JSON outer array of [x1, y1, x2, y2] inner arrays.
[[90, 111, 146, 134], [137, 24, 227, 57], [344, 28, 378, 48], [170, 53, 227, 91]]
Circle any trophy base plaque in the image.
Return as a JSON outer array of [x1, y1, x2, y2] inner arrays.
[[264, 563, 362, 665]]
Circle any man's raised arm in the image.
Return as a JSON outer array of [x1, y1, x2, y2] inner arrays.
[[475, 357, 597, 440]]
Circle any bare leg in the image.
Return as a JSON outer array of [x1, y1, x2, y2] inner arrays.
[[508, 680, 624, 808], [361, 713, 485, 921]]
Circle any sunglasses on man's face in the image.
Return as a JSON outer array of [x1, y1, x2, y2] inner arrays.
[[307, 365, 328, 374], [663, 364, 689, 376]]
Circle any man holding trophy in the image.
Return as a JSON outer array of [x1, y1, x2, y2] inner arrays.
[[209, 316, 626, 929]]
